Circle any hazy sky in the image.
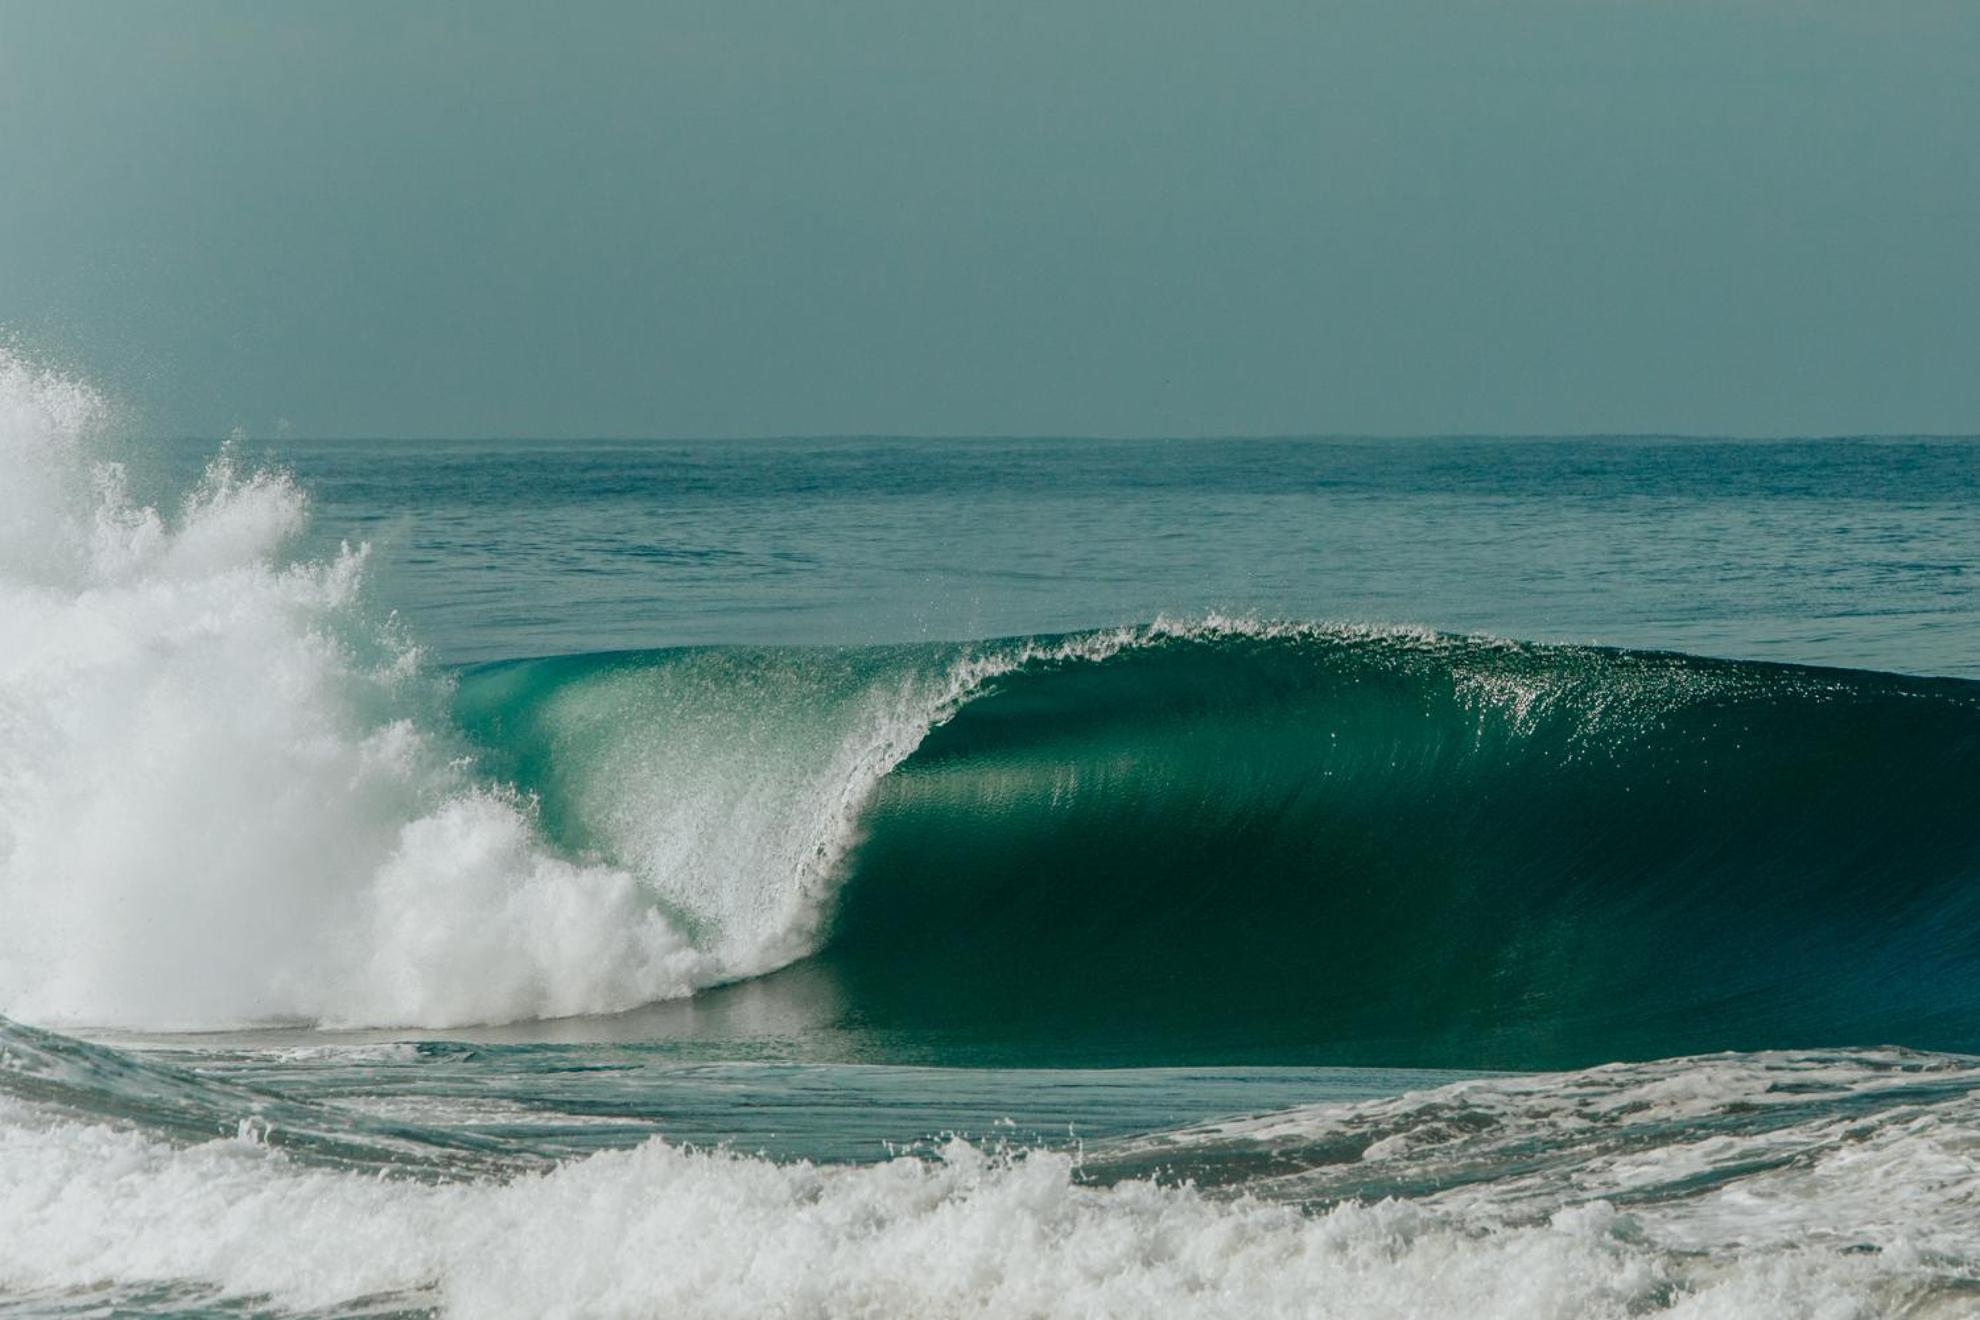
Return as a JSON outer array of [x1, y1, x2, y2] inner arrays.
[[2, 1, 1976, 438]]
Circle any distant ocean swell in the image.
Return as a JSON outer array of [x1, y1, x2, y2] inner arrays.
[[5, 349, 1980, 1064]]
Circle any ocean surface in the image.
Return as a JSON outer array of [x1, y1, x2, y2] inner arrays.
[[5, 352, 1980, 1315]]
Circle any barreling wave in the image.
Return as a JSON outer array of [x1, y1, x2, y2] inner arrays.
[[462, 628, 1980, 1068], [6, 350, 1980, 1066]]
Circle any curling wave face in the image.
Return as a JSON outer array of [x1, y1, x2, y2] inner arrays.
[[814, 631, 1980, 1066]]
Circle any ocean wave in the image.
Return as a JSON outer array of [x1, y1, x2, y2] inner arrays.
[[466, 627, 1980, 1066], [7, 351, 1980, 1061]]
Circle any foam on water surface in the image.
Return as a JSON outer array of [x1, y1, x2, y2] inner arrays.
[[5, 1027, 1980, 1318]]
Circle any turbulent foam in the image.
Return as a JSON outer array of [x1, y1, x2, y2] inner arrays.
[[4, 1021, 1980, 1318], [0, 352, 706, 1029]]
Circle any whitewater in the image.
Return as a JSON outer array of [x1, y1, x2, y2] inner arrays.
[[5, 350, 1980, 1316]]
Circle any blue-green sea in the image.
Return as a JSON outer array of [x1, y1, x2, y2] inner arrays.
[[6, 374, 1980, 1316]]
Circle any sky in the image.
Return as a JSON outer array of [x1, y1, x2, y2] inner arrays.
[[1, 0, 1976, 439]]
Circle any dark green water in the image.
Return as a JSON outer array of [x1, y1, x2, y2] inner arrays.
[[10, 427, 1980, 1316], [454, 628, 1980, 1071]]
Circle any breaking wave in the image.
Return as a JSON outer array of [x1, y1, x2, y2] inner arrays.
[[6, 350, 1980, 1072]]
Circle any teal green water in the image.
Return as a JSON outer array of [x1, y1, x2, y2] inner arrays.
[[10, 433, 1980, 1315], [454, 628, 1980, 1070], [164, 434, 1980, 1071], [169, 435, 1980, 674]]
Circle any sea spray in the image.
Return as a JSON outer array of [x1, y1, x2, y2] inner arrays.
[[0, 352, 703, 1028]]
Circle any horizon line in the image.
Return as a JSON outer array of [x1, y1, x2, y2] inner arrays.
[[152, 430, 1980, 445]]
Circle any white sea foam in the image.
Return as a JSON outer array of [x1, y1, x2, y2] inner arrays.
[[11, 1023, 1978, 1317], [0, 352, 706, 1029], [0, 1092, 1965, 1319]]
